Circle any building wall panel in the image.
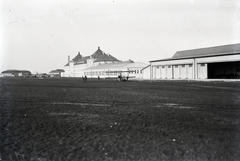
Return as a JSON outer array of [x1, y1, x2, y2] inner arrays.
[[166, 66, 172, 79], [186, 65, 193, 79], [196, 55, 240, 64], [161, 66, 166, 79], [142, 66, 151, 79], [173, 65, 179, 79], [155, 67, 161, 79]]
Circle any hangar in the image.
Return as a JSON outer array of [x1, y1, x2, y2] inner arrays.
[[0, 70, 31, 77], [143, 43, 240, 80]]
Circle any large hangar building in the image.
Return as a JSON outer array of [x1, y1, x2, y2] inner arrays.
[[63, 47, 147, 78], [143, 43, 240, 80]]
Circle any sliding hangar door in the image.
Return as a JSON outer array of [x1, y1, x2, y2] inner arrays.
[[151, 58, 194, 79], [208, 61, 240, 79], [196, 54, 240, 79], [152, 64, 193, 79]]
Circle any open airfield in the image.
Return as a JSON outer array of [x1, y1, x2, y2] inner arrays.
[[0, 78, 240, 161]]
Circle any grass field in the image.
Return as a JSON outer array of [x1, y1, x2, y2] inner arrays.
[[0, 77, 240, 161]]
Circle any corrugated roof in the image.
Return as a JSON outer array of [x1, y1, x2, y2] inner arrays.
[[84, 61, 133, 70], [173, 43, 240, 59], [125, 62, 148, 68], [49, 69, 65, 73], [150, 43, 240, 62], [1, 70, 31, 74], [141, 65, 150, 71], [84, 61, 147, 71]]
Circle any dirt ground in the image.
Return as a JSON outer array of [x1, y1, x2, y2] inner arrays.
[[0, 77, 240, 161]]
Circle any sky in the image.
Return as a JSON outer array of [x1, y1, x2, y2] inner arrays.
[[1, 0, 240, 73]]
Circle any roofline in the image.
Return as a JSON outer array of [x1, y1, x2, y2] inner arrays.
[[150, 52, 240, 63], [141, 65, 150, 71], [175, 43, 240, 53]]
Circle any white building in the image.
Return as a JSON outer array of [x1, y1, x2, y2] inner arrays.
[[63, 47, 147, 78], [0, 70, 31, 77], [49, 69, 65, 77], [142, 43, 240, 80]]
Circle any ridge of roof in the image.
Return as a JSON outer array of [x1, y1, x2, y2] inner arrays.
[[173, 43, 240, 59], [141, 65, 150, 71], [150, 43, 240, 62], [1, 70, 31, 74]]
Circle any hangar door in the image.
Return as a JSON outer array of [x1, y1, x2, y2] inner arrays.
[[161, 66, 166, 79], [155, 66, 160, 79], [208, 61, 240, 79]]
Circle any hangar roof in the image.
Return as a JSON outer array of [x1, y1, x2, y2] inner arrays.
[[84, 61, 132, 70], [49, 69, 65, 73], [150, 43, 240, 62], [84, 61, 147, 71], [1, 70, 31, 74]]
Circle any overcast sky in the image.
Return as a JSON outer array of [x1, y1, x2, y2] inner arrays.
[[1, 0, 240, 73]]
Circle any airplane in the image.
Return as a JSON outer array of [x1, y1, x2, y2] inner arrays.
[[105, 70, 136, 81]]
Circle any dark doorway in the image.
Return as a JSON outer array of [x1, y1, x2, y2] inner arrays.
[[208, 61, 240, 79]]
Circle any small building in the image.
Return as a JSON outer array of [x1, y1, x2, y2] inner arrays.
[[49, 69, 65, 77], [0, 70, 31, 77], [143, 43, 240, 80]]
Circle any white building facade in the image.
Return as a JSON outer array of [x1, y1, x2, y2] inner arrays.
[[143, 43, 240, 80], [63, 47, 147, 78]]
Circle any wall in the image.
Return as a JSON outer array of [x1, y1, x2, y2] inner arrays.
[[142, 66, 151, 79], [148, 54, 240, 80]]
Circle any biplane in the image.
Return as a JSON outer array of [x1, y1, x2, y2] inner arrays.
[[105, 70, 136, 81]]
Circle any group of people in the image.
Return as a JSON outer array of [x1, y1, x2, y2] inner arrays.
[[117, 74, 129, 81], [82, 75, 87, 82], [82, 75, 101, 82]]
